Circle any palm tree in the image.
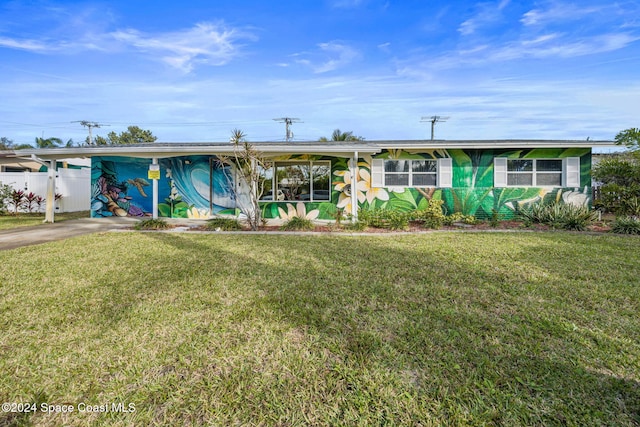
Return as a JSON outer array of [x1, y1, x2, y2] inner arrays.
[[319, 129, 364, 142], [34, 137, 63, 148]]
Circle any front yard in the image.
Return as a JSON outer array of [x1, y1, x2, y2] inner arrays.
[[0, 232, 638, 426]]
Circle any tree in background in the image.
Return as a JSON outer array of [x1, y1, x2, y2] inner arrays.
[[0, 137, 14, 150], [593, 128, 640, 216], [91, 126, 157, 145], [614, 128, 640, 153], [319, 129, 365, 142], [34, 137, 63, 148]]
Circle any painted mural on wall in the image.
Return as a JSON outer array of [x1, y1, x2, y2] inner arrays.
[[91, 156, 237, 218], [330, 148, 592, 220], [92, 147, 592, 220]]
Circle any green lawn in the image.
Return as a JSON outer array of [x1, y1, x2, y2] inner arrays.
[[0, 232, 638, 426], [0, 211, 90, 230]]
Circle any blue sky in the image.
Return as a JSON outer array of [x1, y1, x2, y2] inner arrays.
[[1, 0, 639, 146]]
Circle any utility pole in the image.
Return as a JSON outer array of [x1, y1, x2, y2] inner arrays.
[[273, 117, 301, 142], [72, 121, 108, 145], [420, 116, 450, 140]]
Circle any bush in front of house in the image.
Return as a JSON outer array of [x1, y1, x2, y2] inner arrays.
[[280, 216, 315, 231], [205, 218, 243, 231], [610, 216, 640, 235], [359, 208, 409, 230], [442, 212, 477, 226], [411, 199, 446, 229], [134, 218, 170, 230], [519, 202, 597, 231]]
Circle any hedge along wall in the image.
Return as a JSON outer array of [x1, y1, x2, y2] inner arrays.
[[329, 147, 592, 221]]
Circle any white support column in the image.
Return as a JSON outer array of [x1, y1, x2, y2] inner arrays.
[[44, 160, 56, 223], [152, 158, 158, 219], [351, 151, 358, 221]]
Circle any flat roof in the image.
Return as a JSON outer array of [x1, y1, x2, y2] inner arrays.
[[8, 139, 616, 160]]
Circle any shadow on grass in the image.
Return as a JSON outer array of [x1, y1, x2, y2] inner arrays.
[[239, 234, 640, 425], [3, 232, 638, 425]]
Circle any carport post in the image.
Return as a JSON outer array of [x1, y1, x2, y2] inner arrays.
[[44, 159, 56, 223], [152, 158, 158, 219], [351, 151, 358, 221]]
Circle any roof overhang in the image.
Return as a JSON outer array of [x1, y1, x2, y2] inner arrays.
[[8, 139, 616, 161]]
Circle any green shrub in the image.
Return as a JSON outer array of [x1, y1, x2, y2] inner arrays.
[[596, 183, 640, 215], [205, 218, 243, 231], [519, 202, 597, 231], [611, 216, 640, 235], [442, 212, 477, 226], [359, 209, 409, 230], [0, 183, 13, 214], [343, 220, 367, 231], [280, 216, 314, 231], [134, 218, 170, 230], [490, 209, 501, 227], [411, 199, 445, 229]]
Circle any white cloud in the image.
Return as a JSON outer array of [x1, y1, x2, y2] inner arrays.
[[521, 4, 603, 26], [458, 0, 511, 36], [0, 19, 253, 73], [0, 37, 49, 52], [110, 23, 253, 73], [295, 42, 360, 73]]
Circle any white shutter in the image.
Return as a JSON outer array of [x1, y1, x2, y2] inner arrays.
[[494, 157, 508, 187], [437, 157, 452, 188], [371, 159, 384, 187], [565, 157, 580, 187]]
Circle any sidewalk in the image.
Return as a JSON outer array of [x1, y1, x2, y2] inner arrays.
[[0, 217, 139, 251]]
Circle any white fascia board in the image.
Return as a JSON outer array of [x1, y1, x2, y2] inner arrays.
[[15, 145, 380, 160], [371, 140, 616, 149]]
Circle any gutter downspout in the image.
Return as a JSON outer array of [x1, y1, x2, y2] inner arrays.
[[351, 151, 358, 221], [29, 154, 56, 223]]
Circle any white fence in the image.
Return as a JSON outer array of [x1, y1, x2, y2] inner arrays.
[[0, 168, 91, 213]]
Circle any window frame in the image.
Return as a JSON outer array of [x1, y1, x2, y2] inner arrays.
[[382, 159, 438, 188], [506, 158, 563, 187], [266, 160, 332, 203]]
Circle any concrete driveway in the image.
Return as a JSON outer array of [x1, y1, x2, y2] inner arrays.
[[0, 217, 139, 251]]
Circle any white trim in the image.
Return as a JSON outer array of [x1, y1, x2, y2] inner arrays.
[[437, 158, 452, 188], [381, 159, 438, 188], [500, 158, 567, 188], [565, 157, 581, 187], [371, 159, 384, 188], [494, 157, 508, 187], [351, 152, 358, 220]]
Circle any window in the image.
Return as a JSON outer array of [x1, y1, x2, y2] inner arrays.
[[383, 160, 437, 187], [262, 161, 331, 202], [494, 157, 580, 187], [370, 158, 452, 188], [507, 159, 562, 186]]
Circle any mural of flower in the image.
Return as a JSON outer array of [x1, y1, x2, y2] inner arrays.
[[277, 202, 320, 220], [187, 207, 211, 219], [561, 187, 590, 207], [358, 167, 389, 205]]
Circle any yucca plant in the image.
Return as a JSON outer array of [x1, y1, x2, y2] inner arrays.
[[519, 202, 597, 231], [205, 218, 243, 231], [280, 216, 314, 231], [611, 216, 640, 235]]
